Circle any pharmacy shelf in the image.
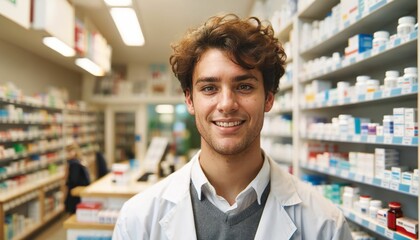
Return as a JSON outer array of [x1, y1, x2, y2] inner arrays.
[[0, 133, 62, 143], [276, 18, 293, 41], [298, 0, 340, 19], [90, 95, 185, 105], [0, 173, 64, 202], [0, 119, 62, 125], [301, 162, 418, 197], [0, 146, 65, 163], [300, 33, 417, 82], [43, 204, 64, 223], [12, 221, 43, 240], [300, 0, 417, 56], [0, 158, 65, 181], [279, 82, 293, 92], [261, 133, 292, 138], [302, 134, 418, 147], [340, 206, 416, 240], [301, 85, 418, 110], [0, 97, 64, 111]]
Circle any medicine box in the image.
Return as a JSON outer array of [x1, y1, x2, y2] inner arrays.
[[391, 166, 409, 183], [76, 202, 102, 223], [376, 208, 388, 226], [396, 217, 418, 239], [404, 108, 417, 123], [345, 34, 373, 57]]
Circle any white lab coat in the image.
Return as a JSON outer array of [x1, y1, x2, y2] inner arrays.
[[113, 153, 353, 240]]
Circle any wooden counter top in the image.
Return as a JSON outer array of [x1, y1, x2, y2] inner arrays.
[[63, 214, 114, 230], [80, 170, 155, 198]]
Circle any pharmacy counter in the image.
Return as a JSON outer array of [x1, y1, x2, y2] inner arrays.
[[80, 170, 153, 199], [63, 169, 157, 240]]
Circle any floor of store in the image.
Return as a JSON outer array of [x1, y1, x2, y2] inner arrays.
[[30, 213, 68, 240]]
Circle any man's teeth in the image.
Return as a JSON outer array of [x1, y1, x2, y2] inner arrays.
[[215, 121, 242, 127]]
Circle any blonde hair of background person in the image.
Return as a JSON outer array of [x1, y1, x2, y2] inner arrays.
[[113, 14, 352, 240]]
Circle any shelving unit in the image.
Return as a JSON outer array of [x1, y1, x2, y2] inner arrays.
[[63, 108, 103, 181], [114, 112, 135, 163], [261, 13, 295, 172], [0, 90, 104, 239], [260, 0, 419, 238]]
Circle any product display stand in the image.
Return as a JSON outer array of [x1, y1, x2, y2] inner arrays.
[[261, 0, 419, 239]]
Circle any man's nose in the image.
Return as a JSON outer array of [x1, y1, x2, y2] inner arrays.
[[217, 89, 239, 114]]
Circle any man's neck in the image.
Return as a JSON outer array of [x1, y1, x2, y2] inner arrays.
[[198, 144, 264, 205]]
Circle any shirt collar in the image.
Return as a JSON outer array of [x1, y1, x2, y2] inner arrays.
[[190, 151, 270, 204]]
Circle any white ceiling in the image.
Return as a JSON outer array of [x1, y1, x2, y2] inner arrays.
[[73, 0, 256, 66]]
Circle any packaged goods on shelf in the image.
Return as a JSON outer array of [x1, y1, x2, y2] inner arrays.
[[345, 34, 373, 58]]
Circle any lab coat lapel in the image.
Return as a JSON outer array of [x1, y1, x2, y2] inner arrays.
[[159, 194, 197, 240], [253, 157, 303, 239], [159, 157, 198, 240], [254, 194, 297, 240]]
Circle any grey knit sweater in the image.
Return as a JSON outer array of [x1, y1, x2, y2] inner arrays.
[[190, 182, 270, 240]]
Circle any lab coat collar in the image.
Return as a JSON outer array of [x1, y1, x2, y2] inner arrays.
[[159, 151, 302, 240], [267, 156, 302, 206]]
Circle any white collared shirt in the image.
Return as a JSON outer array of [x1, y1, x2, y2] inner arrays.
[[190, 153, 270, 215]]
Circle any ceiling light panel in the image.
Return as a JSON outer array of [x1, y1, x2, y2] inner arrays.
[[75, 58, 105, 76], [42, 37, 76, 57], [110, 7, 145, 46], [104, 0, 132, 7]]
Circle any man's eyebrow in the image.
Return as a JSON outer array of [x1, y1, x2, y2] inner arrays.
[[233, 74, 258, 82], [194, 74, 258, 86], [195, 77, 218, 86]]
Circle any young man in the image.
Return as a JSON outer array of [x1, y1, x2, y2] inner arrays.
[[113, 14, 352, 240]]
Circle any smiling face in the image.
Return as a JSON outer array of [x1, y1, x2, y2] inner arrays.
[[185, 48, 274, 156]]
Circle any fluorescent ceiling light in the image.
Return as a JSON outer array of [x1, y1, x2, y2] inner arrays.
[[155, 105, 174, 114], [42, 37, 75, 57], [110, 8, 145, 46], [104, 0, 132, 6], [75, 58, 105, 76]]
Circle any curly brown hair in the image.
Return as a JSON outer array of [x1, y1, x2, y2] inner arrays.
[[169, 14, 286, 97]]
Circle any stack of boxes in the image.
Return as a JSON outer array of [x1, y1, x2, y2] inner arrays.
[[374, 148, 399, 180], [393, 108, 418, 137]]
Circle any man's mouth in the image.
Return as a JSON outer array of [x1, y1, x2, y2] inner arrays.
[[214, 121, 244, 127]]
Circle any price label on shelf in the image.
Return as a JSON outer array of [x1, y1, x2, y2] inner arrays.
[[340, 170, 350, 178], [340, 135, 347, 141], [381, 180, 390, 188], [385, 229, 394, 238], [368, 222, 376, 231], [402, 137, 412, 145], [384, 135, 393, 144], [353, 135, 361, 142], [390, 181, 399, 191], [355, 174, 364, 182], [330, 168, 337, 175], [410, 186, 419, 195], [366, 93, 374, 100], [365, 177, 373, 184], [402, 85, 411, 94], [367, 135, 376, 143], [382, 89, 391, 98], [354, 215, 362, 223]]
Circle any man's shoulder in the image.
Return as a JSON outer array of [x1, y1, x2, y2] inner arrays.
[[270, 166, 342, 219], [290, 175, 343, 218]]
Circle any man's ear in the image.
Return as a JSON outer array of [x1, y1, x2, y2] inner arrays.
[[185, 89, 195, 115], [264, 92, 275, 112]]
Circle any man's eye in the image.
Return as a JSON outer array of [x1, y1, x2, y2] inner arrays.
[[202, 86, 216, 92], [238, 85, 253, 91]]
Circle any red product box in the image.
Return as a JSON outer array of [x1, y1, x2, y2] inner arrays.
[[76, 202, 103, 223], [396, 217, 418, 239]]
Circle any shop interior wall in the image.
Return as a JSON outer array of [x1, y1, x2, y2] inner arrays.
[[0, 39, 83, 100]]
